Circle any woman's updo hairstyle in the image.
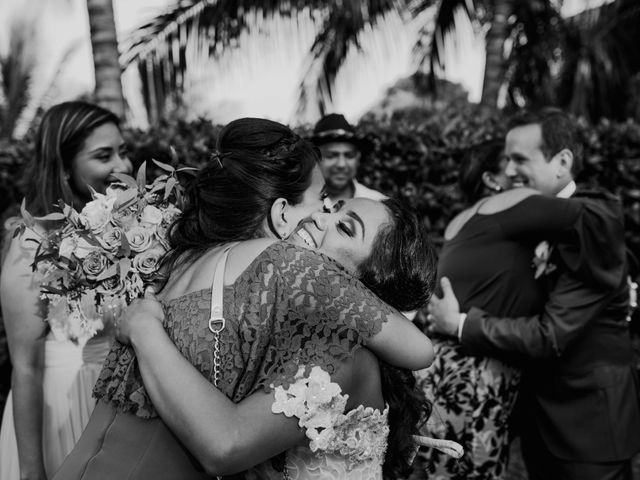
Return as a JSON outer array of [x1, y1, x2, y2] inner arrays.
[[165, 117, 320, 269]]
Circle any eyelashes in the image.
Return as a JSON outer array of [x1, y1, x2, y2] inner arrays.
[[338, 221, 354, 237]]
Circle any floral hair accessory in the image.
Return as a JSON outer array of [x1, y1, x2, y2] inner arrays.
[[17, 159, 188, 344]]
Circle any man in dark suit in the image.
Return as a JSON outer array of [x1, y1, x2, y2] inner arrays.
[[429, 108, 640, 480]]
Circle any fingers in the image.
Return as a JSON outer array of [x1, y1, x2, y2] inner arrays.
[[440, 277, 454, 296], [144, 285, 156, 299]]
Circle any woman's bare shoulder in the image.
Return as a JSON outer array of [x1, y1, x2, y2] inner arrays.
[[477, 188, 540, 214]]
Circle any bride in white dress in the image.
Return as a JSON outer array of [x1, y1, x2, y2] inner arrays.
[[0, 101, 132, 480]]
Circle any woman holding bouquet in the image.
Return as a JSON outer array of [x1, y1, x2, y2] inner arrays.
[[0, 102, 132, 480], [55, 117, 441, 479]]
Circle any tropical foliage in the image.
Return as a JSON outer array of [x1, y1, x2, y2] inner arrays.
[[0, 2, 83, 141], [120, 0, 640, 124], [2, 101, 640, 416], [121, 0, 406, 122], [555, 0, 640, 121]]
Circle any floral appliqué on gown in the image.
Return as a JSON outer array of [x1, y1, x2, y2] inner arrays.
[[246, 365, 389, 480]]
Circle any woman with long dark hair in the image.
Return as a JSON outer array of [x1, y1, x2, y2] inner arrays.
[[55, 118, 437, 479], [0, 101, 132, 480]]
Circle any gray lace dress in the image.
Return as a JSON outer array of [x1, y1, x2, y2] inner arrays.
[[54, 242, 395, 480]]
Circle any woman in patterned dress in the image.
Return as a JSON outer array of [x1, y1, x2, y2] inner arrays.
[[54, 118, 437, 480], [414, 140, 584, 479]]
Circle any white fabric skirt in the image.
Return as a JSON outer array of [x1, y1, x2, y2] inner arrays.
[[0, 336, 112, 479]]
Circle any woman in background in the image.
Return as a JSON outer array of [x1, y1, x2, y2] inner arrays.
[[0, 101, 132, 480], [416, 140, 583, 479]]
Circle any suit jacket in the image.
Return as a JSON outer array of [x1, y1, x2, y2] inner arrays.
[[461, 189, 640, 462]]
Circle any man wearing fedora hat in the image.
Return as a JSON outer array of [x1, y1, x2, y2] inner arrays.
[[311, 113, 387, 203]]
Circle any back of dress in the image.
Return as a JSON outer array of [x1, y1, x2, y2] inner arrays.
[[438, 209, 545, 320]]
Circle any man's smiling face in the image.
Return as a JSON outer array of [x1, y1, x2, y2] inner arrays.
[[504, 123, 565, 197]]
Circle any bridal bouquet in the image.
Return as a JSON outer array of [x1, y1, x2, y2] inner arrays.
[[18, 160, 186, 344]]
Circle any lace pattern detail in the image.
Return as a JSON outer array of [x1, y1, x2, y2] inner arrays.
[[272, 365, 389, 470], [93, 242, 394, 417]]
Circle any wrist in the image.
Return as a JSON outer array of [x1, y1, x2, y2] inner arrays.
[[129, 315, 165, 349]]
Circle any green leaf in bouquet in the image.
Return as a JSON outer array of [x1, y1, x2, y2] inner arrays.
[[169, 146, 179, 166], [153, 174, 169, 184], [164, 176, 177, 201], [95, 263, 118, 281], [118, 257, 131, 284], [111, 173, 138, 189], [41, 269, 68, 285], [118, 231, 131, 257], [137, 161, 147, 191], [77, 231, 103, 249], [20, 199, 35, 228], [152, 158, 175, 173], [147, 182, 166, 195], [114, 188, 139, 210], [176, 167, 198, 174], [12, 223, 26, 238], [41, 285, 68, 296], [34, 212, 66, 221]]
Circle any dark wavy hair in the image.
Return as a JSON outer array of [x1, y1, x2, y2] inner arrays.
[[358, 198, 437, 312], [21, 101, 120, 216], [508, 107, 583, 175], [358, 198, 436, 479], [161, 117, 320, 274], [458, 140, 506, 204]]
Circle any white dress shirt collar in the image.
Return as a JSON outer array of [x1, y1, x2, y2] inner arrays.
[[557, 181, 576, 198]]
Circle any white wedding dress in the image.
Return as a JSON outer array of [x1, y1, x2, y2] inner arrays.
[[0, 333, 112, 479], [245, 366, 389, 480], [0, 218, 114, 479]]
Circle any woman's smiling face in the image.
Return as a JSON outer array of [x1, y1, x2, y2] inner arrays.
[[290, 197, 391, 273]]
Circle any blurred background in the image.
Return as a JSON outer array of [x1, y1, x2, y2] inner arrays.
[[1, 3, 640, 475]]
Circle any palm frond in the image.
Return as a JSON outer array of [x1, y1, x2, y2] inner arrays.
[[0, 17, 38, 140], [504, 0, 564, 109], [556, 0, 640, 120], [123, 0, 323, 122], [125, 0, 407, 123], [411, 0, 473, 86], [294, 0, 406, 120]]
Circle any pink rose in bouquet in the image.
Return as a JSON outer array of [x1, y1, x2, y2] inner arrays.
[[18, 160, 190, 344]]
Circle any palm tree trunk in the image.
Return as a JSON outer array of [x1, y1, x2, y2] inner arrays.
[[86, 0, 125, 118], [481, 0, 512, 107]]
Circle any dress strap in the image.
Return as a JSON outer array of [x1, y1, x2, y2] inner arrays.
[[208, 242, 239, 334]]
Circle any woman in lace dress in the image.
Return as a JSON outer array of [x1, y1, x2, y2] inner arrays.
[[0, 102, 132, 480], [55, 118, 436, 480]]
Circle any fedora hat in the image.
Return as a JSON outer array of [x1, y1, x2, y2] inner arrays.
[[310, 113, 369, 150]]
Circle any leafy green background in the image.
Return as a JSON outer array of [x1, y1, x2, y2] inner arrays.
[[1, 105, 640, 414]]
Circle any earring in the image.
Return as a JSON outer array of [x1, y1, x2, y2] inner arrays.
[[492, 184, 503, 192], [279, 230, 288, 240]]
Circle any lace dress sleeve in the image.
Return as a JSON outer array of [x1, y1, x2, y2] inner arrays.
[[240, 242, 397, 395], [93, 242, 398, 418]]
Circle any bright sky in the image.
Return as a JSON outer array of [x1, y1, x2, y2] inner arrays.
[[0, 0, 613, 132]]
